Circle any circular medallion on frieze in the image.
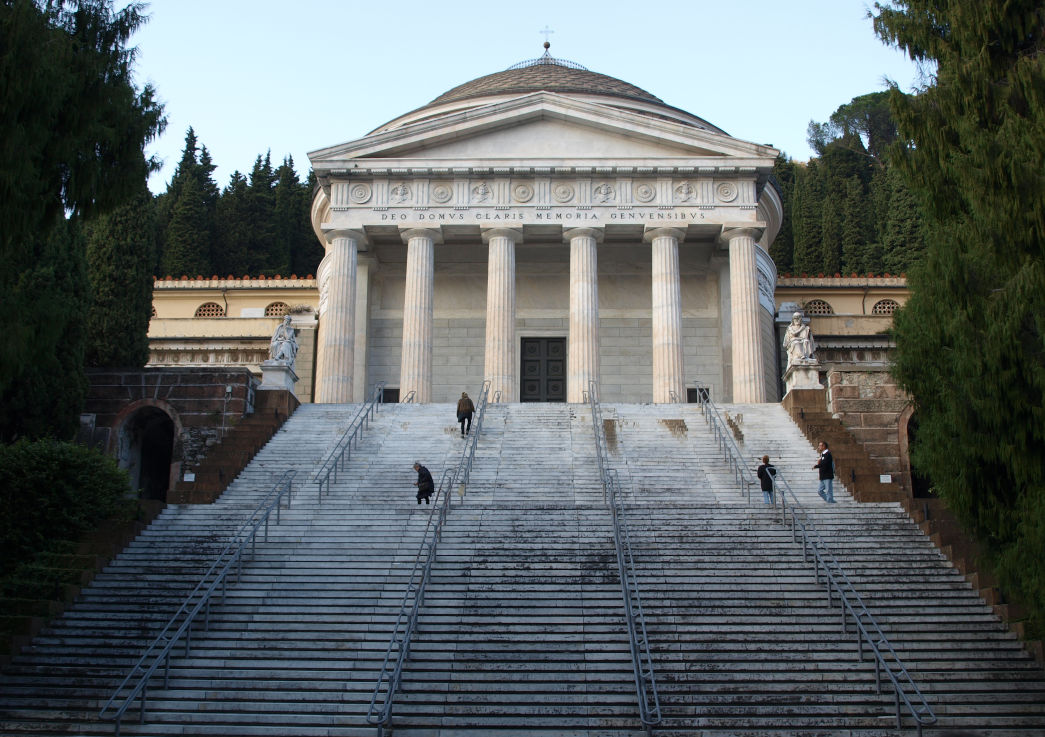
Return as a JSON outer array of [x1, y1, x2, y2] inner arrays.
[[553, 183, 575, 203], [634, 183, 656, 203], [716, 181, 738, 202], [349, 183, 372, 204], [431, 184, 452, 203], [512, 183, 534, 203]]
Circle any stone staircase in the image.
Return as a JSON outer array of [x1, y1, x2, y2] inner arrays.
[[0, 401, 1043, 736]]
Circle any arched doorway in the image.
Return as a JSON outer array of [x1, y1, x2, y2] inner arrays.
[[901, 411, 934, 498], [116, 406, 176, 500]]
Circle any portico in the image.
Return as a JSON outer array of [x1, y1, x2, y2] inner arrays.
[[309, 53, 782, 404]]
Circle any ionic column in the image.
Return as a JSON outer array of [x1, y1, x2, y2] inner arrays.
[[566, 227, 602, 402], [645, 227, 686, 404], [723, 227, 766, 402], [483, 228, 521, 402], [315, 229, 363, 403], [398, 228, 439, 403]]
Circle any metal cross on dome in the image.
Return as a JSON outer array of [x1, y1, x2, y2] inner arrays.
[[540, 26, 554, 45]]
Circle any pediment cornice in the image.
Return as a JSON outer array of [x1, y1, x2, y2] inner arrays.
[[309, 92, 777, 174]]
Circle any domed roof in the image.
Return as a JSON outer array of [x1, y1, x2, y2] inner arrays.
[[429, 49, 665, 108], [373, 46, 726, 135]]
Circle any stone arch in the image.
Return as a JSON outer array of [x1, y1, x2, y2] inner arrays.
[[110, 399, 182, 501], [898, 403, 933, 499]]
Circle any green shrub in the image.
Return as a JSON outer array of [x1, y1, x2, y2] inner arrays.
[[0, 439, 131, 576]]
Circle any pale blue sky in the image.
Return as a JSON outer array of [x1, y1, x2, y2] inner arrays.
[[127, 1, 926, 194]]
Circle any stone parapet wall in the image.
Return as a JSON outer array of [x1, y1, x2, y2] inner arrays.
[[824, 367, 911, 495], [84, 367, 258, 473]]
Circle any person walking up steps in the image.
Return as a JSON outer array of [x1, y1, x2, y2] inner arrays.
[[756, 455, 777, 505], [814, 441, 835, 503], [457, 391, 475, 436]]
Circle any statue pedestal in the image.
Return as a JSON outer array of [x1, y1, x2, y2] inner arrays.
[[783, 360, 823, 394], [259, 360, 298, 392]]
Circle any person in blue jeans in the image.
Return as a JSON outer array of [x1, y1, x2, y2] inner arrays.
[[814, 441, 835, 503], [756, 455, 777, 505]]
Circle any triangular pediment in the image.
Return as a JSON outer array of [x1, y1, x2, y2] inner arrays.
[[309, 92, 776, 170]]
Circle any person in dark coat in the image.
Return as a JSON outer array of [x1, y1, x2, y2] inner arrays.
[[813, 441, 835, 503], [756, 455, 777, 505], [457, 392, 475, 436], [413, 461, 434, 504]]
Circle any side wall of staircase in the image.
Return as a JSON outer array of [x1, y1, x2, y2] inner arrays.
[[783, 388, 1044, 663]]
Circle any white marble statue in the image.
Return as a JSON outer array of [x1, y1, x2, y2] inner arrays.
[[269, 315, 298, 365], [783, 312, 816, 366]]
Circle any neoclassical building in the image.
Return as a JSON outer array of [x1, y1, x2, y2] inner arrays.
[[307, 48, 783, 404]]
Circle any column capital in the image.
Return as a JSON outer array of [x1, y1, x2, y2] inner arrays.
[[718, 225, 764, 245], [322, 227, 368, 246], [399, 227, 443, 245], [563, 227, 604, 243], [481, 227, 524, 244], [643, 226, 686, 243]]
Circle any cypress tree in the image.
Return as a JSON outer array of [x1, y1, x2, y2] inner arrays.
[[841, 176, 871, 274], [0, 0, 164, 440], [769, 155, 796, 273], [159, 129, 218, 276], [84, 187, 155, 367], [818, 191, 843, 275], [0, 216, 89, 441], [791, 161, 824, 275], [875, 0, 1045, 636], [865, 164, 892, 273], [215, 171, 251, 276], [881, 165, 925, 274], [161, 174, 210, 276], [247, 152, 278, 274], [292, 169, 324, 277]]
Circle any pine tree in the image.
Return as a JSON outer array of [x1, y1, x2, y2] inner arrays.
[[875, 0, 1045, 636], [84, 187, 155, 367]]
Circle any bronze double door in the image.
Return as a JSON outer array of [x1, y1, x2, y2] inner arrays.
[[520, 337, 566, 402]]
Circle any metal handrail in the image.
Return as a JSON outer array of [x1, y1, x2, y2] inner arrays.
[[586, 381, 661, 733], [768, 469, 937, 735], [693, 382, 754, 502], [314, 382, 386, 500], [400, 389, 416, 404], [367, 380, 497, 735], [693, 384, 936, 735], [100, 470, 298, 735]]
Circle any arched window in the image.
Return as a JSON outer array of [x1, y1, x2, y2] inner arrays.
[[265, 302, 289, 317], [872, 299, 900, 315], [194, 302, 225, 318], [804, 299, 834, 315]]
